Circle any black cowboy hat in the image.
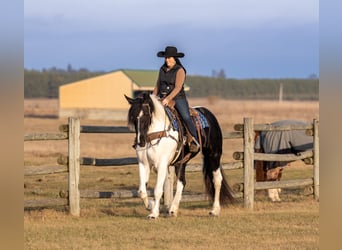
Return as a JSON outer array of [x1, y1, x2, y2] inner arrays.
[[157, 46, 184, 58]]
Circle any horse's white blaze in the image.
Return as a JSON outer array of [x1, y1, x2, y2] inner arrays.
[[210, 168, 223, 216], [136, 110, 143, 145]]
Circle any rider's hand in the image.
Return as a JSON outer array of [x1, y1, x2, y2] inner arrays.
[[162, 98, 169, 106]]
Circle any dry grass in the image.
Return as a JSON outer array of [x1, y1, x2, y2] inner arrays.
[[24, 199, 318, 249], [24, 98, 319, 249]]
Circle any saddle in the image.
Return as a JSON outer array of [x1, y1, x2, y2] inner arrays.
[[164, 104, 208, 166]]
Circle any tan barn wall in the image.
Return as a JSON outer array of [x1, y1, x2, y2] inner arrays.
[[59, 71, 132, 110], [59, 108, 128, 121]]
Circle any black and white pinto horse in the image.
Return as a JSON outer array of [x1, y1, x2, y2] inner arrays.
[[254, 120, 314, 201], [125, 93, 234, 218]]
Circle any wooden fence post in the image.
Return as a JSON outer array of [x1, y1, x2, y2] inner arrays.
[[163, 166, 174, 210], [243, 117, 255, 210], [313, 119, 319, 201], [68, 117, 80, 216]]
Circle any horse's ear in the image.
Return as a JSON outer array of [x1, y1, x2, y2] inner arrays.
[[142, 92, 150, 100], [124, 94, 134, 105]]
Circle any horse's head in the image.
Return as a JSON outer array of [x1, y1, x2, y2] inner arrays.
[[125, 92, 155, 147]]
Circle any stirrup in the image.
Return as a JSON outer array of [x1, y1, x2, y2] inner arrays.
[[189, 138, 200, 153]]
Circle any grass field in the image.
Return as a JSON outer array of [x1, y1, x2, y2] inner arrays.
[[24, 98, 319, 249]]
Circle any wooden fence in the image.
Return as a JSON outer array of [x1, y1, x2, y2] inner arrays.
[[238, 118, 319, 209], [24, 117, 319, 215]]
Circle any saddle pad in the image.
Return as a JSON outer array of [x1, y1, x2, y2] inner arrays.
[[165, 107, 179, 131], [196, 109, 209, 128], [165, 107, 210, 131]]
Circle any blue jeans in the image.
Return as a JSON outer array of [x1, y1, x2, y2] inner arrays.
[[174, 97, 198, 141]]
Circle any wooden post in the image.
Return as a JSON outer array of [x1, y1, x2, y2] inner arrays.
[[163, 166, 174, 210], [243, 118, 255, 210], [279, 82, 283, 103], [68, 117, 80, 216], [313, 119, 319, 201]]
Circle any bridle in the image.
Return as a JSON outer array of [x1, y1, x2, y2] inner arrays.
[[136, 102, 177, 148]]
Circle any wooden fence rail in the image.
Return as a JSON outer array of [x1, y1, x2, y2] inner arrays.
[[233, 150, 314, 162], [24, 133, 68, 141], [59, 124, 134, 134], [233, 178, 314, 192], [24, 117, 319, 215]]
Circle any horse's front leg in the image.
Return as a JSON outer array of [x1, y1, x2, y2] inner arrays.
[[148, 163, 168, 219], [137, 161, 153, 210]]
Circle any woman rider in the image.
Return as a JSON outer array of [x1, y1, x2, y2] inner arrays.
[[152, 46, 200, 153]]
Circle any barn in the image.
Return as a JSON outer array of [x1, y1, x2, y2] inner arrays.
[[59, 69, 189, 120]]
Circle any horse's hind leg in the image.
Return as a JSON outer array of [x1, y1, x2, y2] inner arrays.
[[168, 180, 184, 217], [266, 167, 283, 202], [209, 168, 222, 216]]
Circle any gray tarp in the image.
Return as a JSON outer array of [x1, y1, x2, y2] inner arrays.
[[254, 120, 313, 170]]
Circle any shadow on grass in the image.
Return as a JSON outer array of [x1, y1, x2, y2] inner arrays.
[[24, 205, 69, 213]]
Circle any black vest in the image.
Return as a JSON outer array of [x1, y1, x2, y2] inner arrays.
[[158, 64, 186, 99]]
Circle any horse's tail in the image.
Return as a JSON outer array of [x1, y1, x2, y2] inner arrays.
[[197, 107, 235, 205]]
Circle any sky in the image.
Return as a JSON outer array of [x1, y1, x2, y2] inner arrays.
[[24, 0, 319, 78]]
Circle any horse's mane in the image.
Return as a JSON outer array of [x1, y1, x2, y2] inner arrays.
[[149, 94, 167, 122]]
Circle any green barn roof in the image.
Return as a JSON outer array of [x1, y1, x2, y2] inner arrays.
[[120, 69, 189, 90], [121, 69, 158, 87]]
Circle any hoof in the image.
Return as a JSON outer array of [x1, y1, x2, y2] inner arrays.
[[209, 206, 220, 216], [168, 210, 178, 217], [147, 214, 158, 220], [145, 200, 154, 211], [209, 211, 219, 217], [269, 197, 281, 202]]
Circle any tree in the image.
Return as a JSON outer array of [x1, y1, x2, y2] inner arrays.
[[67, 64, 74, 72], [217, 69, 226, 79], [308, 73, 318, 79], [211, 69, 226, 79]]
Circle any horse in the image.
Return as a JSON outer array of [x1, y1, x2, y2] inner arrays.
[[254, 120, 314, 201], [125, 92, 235, 218]]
